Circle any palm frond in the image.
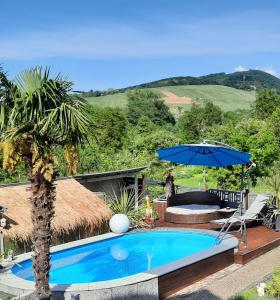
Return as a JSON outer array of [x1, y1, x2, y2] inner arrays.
[[1, 66, 92, 177], [40, 96, 91, 146], [0, 70, 15, 130]]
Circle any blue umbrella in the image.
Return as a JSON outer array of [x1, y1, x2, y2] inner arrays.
[[156, 143, 251, 167]]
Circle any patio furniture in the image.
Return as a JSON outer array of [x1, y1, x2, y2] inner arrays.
[[213, 194, 270, 244], [262, 204, 278, 229]]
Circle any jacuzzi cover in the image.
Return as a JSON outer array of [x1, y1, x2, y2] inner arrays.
[[166, 204, 220, 215]]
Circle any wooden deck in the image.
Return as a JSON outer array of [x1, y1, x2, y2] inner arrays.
[[155, 221, 280, 264]]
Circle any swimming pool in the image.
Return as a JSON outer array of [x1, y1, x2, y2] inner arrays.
[[4, 229, 238, 299], [12, 231, 217, 284]]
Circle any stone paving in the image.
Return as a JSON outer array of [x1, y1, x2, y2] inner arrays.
[[166, 246, 280, 300]]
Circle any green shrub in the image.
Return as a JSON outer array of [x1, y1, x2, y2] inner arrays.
[[230, 287, 269, 300], [107, 189, 158, 227], [267, 267, 280, 298]]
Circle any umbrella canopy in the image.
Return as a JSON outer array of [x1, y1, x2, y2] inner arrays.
[[156, 143, 251, 167]]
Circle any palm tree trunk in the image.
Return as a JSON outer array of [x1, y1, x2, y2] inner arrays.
[[29, 170, 56, 300]]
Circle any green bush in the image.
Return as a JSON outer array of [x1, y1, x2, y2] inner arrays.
[[230, 287, 270, 300], [107, 189, 158, 227], [267, 267, 280, 298]]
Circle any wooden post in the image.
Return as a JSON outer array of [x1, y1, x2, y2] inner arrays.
[[140, 174, 146, 199], [134, 174, 139, 209]]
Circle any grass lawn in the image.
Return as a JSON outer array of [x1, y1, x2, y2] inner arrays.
[[172, 166, 271, 193], [175, 174, 217, 189], [173, 166, 217, 189], [156, 85, 256, 111], [86, 92, 128, 108], [86, 85, 256, 112]]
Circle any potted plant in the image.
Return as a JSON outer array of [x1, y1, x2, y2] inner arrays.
[[264, 163, 280, 230]]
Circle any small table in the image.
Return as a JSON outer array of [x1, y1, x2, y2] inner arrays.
[[218, 208, 237, 218]]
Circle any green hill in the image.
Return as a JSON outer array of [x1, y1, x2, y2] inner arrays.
[[83, 70, 280, 99], [117, 69, 280, 93], [86, 84, 255, 112]]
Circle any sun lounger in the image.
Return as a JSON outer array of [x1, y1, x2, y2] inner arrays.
[[212, 194, 269, 245]]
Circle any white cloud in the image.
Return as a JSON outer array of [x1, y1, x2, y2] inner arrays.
[[264, 65, 277, 76], [234, 65, 247, 72], [234, 65, 278, 77]]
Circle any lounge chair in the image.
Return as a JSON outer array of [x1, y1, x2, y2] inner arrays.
[[212, 194, 269, 244]]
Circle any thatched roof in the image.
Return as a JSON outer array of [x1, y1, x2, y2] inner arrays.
[[0, 178, 111, 241]]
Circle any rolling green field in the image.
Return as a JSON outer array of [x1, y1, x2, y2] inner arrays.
[[86, 85, 256, 112]]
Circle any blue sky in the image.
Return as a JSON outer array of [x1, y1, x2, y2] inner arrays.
[[1, 0, 280, 90]]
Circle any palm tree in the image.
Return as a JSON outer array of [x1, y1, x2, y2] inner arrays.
[[0, 67, 90, 299]]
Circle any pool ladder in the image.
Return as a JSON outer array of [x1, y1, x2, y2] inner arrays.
[[215, 210, 247, 246]]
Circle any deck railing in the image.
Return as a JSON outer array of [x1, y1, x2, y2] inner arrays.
[[208, 188, 244, 204], [175, 186, 244, 211]]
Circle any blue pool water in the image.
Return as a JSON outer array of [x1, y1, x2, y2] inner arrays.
[[12, 231, 216, 284]]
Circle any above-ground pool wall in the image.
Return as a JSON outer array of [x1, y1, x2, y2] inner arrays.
[[157, 249, 234, 298], [51, 278, 159, 300], [12, 277, 159, 300]]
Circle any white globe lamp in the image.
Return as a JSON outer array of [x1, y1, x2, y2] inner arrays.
[[109, 214, 130, 234]]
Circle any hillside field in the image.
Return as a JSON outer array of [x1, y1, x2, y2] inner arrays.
[[86, 85, 256, 112]]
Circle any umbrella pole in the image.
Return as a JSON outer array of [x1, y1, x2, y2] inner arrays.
[[240, 165, 244, 191], [240, 165, 250, 212], [245, 170, 250, 210], [203, 167, 208, 191], [246, 170, 250, 193]]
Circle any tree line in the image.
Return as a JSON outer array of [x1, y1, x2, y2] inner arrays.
[[1, 78, 280, 191]]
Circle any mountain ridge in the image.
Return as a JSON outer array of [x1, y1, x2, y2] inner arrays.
[[121, 69, 280, 92], [82, 69, 280, 97]]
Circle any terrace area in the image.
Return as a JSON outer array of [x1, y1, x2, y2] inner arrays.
[[151, 185, 280, 298], [153, 187, 280, 263]]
